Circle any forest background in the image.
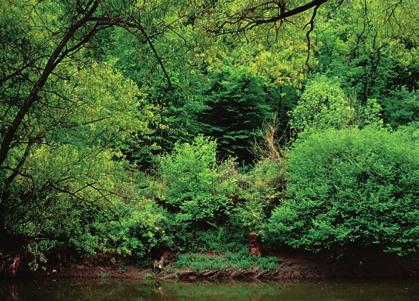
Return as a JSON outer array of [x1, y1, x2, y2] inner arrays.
[[0, 0, 417, 273]]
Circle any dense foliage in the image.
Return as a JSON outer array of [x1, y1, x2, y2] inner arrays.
[[0, 0, 417, 272], [267, 127, 418, 256], [199, 68, 277, 162]]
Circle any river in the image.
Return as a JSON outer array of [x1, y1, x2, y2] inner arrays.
[[0, 279, 417, 300]]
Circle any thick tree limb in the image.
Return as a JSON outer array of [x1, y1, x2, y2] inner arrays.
[[246, 0, 328, 28], [0, 0, 100, 167], [214, 0, 329, 34]]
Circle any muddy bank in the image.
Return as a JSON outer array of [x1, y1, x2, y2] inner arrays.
[[3, 251, 417, 281]]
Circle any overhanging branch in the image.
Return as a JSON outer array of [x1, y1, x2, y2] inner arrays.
[[213, 0, 329, 34]]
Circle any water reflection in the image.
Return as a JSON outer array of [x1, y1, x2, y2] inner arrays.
[[0, 279, 417, 301]]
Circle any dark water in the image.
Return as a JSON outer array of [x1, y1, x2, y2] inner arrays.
[[0, 279, 417, 301]]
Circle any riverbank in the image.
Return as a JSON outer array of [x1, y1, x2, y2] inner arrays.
[[7, 250, 416, 281]]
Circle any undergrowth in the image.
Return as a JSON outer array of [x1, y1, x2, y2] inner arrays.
[[174, 251, 278, 272]]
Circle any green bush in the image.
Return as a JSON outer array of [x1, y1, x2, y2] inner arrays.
[[290, 75, 355, 133], [159, 135, 237, 222], [267, 127, 418, 256], [290, 75, 383, 134], [93, 199, 170, 258], [157, 135, 239, 249]]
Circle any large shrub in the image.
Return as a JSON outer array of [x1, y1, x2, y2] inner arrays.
[[155, 136, 242, 251], [267, 127, 418, 256]]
